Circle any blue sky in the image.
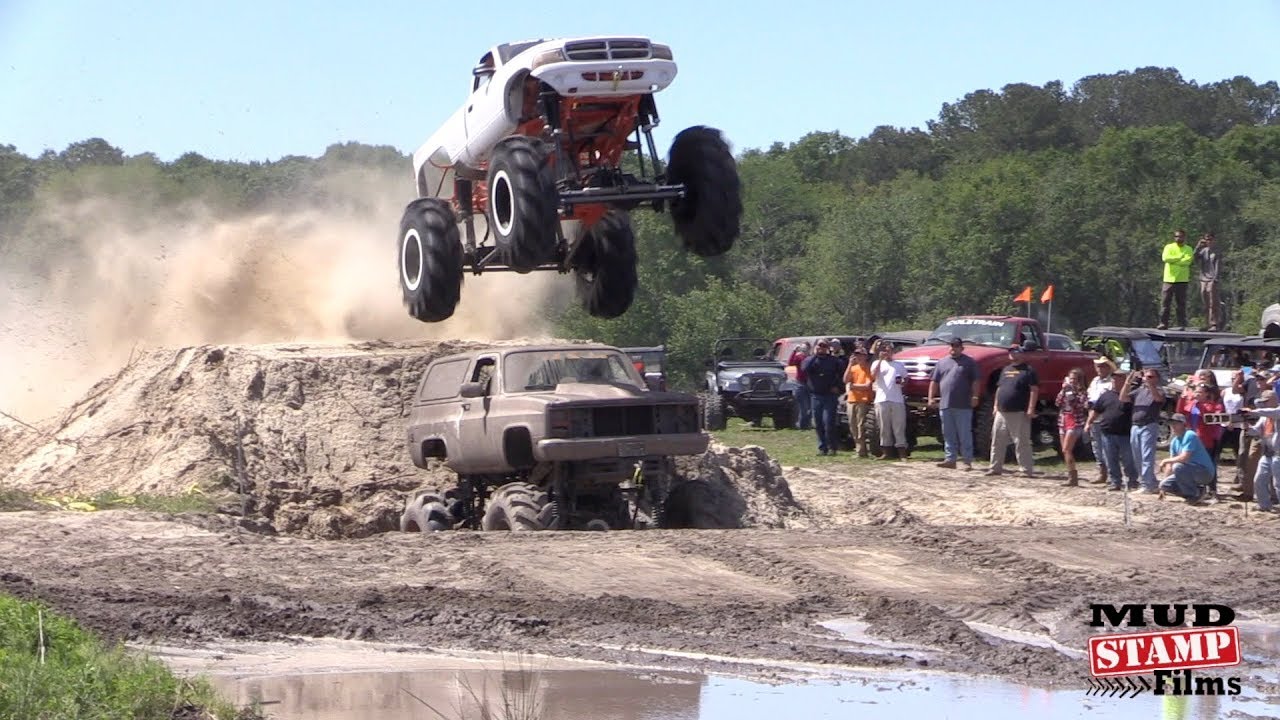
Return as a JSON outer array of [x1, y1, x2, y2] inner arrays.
[[2, 1, 1278, 162]]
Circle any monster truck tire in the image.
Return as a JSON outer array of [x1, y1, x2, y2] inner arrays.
[[772, 408, 794, 430], [574, 211, 638, 319], [399, 198, 464, 322], [482, 481, 553, 531], [863, 407, 882, 457], [487, 137, 558, 273], [659, 479, 740, 529], [973, 397, 994, 462], [666, 125, 742, 257], [703, 392, 727, 431], [399, 492, 453, 532]]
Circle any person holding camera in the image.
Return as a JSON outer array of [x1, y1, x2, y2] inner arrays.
[[1242, 390, 1280, 512], [1056, 368, 1089, 486], [870, 340, 909, 460], [1085, 371, 1140, 491], [1194, 232, 1223, 331]]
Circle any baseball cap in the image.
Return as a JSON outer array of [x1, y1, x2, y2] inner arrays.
[[816, 339, 831, 348], [1169, 412, 1188, 424], [1260, 390, 1277, 406], [948, 337, 964, 348]]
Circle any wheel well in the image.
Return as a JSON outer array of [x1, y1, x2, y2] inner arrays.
[[503, 427, 535, 469], [422, 439, 447, 460]]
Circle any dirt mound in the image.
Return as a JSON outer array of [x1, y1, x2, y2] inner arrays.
[[672, 443, 802, 528], [0, 343, 799, 537]]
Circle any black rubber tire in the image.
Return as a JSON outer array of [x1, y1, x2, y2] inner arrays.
[[772, 410, 794, 430], [400, 492, 453, 532], [863, 407, 882, 457], [482, 481, 552, 531], [399, 198, 463, 322], [703, 393, 727, 431], [574, 211, 637, 319], [666, 125, 742, 257], [486, 137, 558, 273], [973, 397, 994, 462]]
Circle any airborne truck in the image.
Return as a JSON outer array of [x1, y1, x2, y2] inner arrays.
[[398, 37, 742, 323], [887, 316, 1099, 457]]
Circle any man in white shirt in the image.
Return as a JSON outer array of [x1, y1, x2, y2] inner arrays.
[[871, 341, 909, 460], [1086, 356, 1116, 484]]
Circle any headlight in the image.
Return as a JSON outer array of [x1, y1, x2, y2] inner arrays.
[[651, 44, 674, 60], [531, 48, 567, 69]]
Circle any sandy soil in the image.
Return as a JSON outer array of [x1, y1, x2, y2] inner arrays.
[[3, 341, 1280, 690]]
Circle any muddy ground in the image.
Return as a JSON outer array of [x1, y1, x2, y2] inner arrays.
[[3, 341, 1280, 692]]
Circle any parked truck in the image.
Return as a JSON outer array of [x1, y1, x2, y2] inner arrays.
[[886, 316, 1099, 457]]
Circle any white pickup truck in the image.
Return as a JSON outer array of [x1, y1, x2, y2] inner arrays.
[[398, 37, 742, 323]]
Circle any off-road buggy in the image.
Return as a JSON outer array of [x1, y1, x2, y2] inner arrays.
[[701, 338, 799, 431], [398, 37, 742, 323]]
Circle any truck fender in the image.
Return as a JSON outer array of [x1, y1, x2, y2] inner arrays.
[[414, 438, 447, 468]]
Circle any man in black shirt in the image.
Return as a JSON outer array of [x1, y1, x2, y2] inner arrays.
[[1086, 373, 1140, 490], [985, 342, 1039, 477], [801, 340, 845, 456]]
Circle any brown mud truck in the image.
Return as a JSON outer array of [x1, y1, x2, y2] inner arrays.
[[401, 344, 711, 532], [887, 316, 1099, 456]]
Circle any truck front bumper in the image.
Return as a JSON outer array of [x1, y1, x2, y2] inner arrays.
[[536, 433, 710, 461]]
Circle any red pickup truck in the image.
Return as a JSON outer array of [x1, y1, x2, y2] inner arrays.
[[885, 316, 1099, 455]]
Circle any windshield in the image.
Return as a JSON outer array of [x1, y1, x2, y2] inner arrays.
[[628, 352, 664, 372], [925, 319, 1018, 348], [1132, 339, 1164, 366], [1202, 345, 1280, 370], [504, 349, 644, 392]]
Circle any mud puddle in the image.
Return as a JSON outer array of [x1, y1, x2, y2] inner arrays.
[[149, 639, 1273, 720]]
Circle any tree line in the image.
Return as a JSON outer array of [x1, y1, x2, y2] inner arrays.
[[3, 67, 1280, 391]]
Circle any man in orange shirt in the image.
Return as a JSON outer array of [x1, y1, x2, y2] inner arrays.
[[844, 345, 875, 457]]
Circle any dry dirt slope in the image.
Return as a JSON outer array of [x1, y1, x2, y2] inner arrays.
[[0, 341, 798, 536]]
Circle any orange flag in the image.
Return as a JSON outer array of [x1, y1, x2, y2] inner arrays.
[[1041, 284, 1055, 303], [1014, 286, 1032, 303]]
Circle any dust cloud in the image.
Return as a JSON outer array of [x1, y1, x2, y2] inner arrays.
[[0, 166, 563, 423]]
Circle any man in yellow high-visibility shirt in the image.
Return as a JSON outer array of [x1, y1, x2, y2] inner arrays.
[[1158, 229, 1194, 329]]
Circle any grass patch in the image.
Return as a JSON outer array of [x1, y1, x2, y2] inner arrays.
[[0, 594, 263, 719], [709, 418, 1065, 468], [0, 487, 220, 514]]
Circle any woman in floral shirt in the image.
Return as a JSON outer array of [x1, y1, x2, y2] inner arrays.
[[1057, 367, 1090, 487]]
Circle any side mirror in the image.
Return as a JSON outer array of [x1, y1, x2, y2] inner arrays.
[[460, 381, 487, 398]]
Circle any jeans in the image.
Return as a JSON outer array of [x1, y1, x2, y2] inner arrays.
[[1089, 422, 1109, 473], [1160, 462, 1214, 501], [812, 393, 838, 452], [1101, 433, 1139, 488], [794, 385, 812, 430], [941, 407, 974, 463], [1255, 454, 1280, 510], [991, 410, 1034, 473], [1130, 423, 1159, 491]]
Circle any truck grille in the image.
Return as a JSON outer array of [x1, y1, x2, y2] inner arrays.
[[582, 403, 699, 437], [739, 373, 783, 394], [564, 39, 652, 61], [900, 358, 937, 379]]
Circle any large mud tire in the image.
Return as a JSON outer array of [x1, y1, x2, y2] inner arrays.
[[399, 199, 463, 322], [703, 392, 727, 431], [574, 211, 637, 319], [482, 481, 554, 531], [400, 492, 454, 532], [487, 137, 559, 273], [666, 126, 742, 257], [659, 480, 740, 529], [863, 407, 882, 457]]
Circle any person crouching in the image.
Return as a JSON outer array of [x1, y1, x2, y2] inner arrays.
[[1157, 413, 1216, 504]]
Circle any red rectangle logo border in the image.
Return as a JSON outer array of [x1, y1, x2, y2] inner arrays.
[[1088, 627, 1241, 678]]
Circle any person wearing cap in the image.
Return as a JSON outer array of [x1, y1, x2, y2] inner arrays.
[[1194, 231, 1222, 331], [1129, 367, 1167, 493], [787, 343, 813, 430], [801, 340, 845, 456], [928, 337, 981, 470], [1085, 371, 1140, 491], [1157, 228, 1193, 330], [1086, 356, 1117, 484], [870, 340, 910, 460], [843, 344, 875, 458], [984, 341, 1040, 477], [1242, 390, 1280, 512], [1158, 413, 1216, 503]]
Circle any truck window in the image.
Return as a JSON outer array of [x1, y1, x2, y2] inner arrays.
[[418, 359, 470, 401], [1021, 323, 1043, 350], [471, 356, 497, 393]]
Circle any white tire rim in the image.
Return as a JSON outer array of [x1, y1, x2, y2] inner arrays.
[[491, 169, 515, 237], [401, 228, 424, 292]]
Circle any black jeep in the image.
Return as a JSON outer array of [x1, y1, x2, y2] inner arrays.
[[701, 338, 799, 430]]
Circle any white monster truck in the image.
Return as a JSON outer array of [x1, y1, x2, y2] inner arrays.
[[398, 36, 742, 322]]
